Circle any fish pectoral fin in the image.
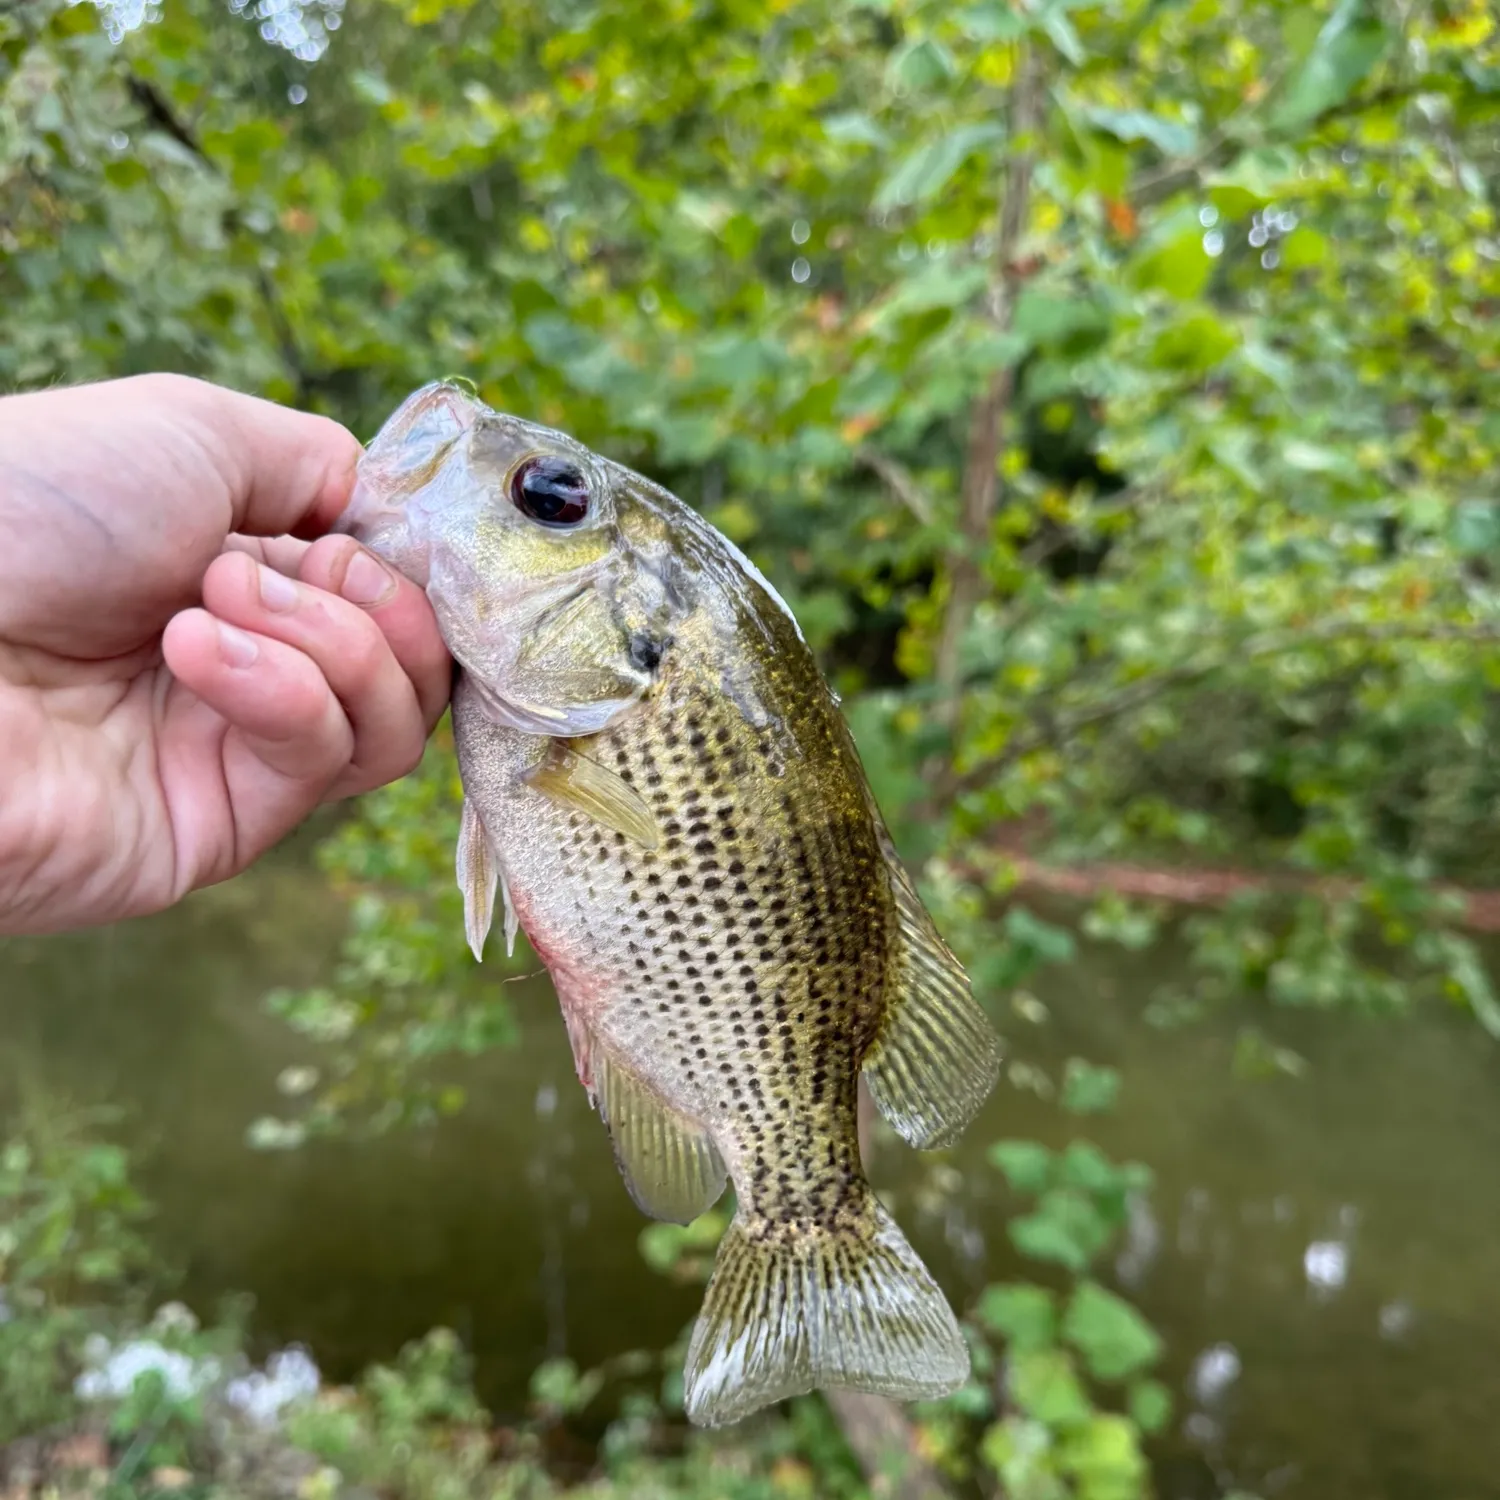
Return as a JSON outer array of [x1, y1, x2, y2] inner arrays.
[[595, 1048, 727, 1225], [861, 824, 1001, 1149], [456, 797, 498, 962], [523, 741, 660, 850], [683, 1193, 969, 1427]]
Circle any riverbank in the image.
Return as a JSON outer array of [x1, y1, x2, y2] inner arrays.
[[990, 841, 1500, 931]]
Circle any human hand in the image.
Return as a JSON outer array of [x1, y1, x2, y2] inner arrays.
[[0, 374, 452, 934]]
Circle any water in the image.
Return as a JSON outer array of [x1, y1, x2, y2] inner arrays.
[[3, 841, 1500, 1499]]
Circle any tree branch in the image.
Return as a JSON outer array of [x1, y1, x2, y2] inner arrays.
[[946, 618, 1500, 801], [1130, 79, 1426, 210], [125, 73, 318, 403], [932, 45, 1044, 755], [856, 446, 935, 525]]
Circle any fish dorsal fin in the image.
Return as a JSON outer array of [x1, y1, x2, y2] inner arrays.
[[523, 740, 659, 850], [457, 797, 498, 962], [861, 820, 1001, 1149], [456, 798, 520, 961], [594, 1046, 727, 1225]]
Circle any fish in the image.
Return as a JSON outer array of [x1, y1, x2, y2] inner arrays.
[[337, 380, 1002, 1426]]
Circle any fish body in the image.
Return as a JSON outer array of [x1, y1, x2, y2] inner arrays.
[[339, 382, 1002, 1425]]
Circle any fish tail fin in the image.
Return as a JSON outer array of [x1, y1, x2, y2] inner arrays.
[[682, 1193, 968, 1427]]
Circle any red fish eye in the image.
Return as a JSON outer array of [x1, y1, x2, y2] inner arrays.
[[511, 456, 590, 526]]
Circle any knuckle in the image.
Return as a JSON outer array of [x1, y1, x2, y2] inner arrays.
[[394, 727, 427, 778], [303, 533, 357, 578], [337, 619, 390, 689], [126, 371, 204, 405]]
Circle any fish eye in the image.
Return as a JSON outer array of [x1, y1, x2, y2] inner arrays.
[[510, 456, 590, 527]]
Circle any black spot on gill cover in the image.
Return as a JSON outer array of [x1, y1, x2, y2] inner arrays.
[[628, 632, 668, 674]]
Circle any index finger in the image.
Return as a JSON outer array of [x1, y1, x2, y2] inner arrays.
[[161, 375, 365, 539]]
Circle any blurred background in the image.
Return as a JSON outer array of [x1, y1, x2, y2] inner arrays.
[[4, 1, 1500, 1497]]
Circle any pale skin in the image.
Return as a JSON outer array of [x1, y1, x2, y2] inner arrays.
[[0, 374, 453, 934]]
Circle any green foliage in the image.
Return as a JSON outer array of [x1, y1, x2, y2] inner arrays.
[[0, 1107, 152, 1300], [0, 1110, 872, 1498], [972, 1139, 1166, 1500], [105, 1364, 211, 1482], [0, 1102, 156, 1443], [249, 730, 532, 1140]]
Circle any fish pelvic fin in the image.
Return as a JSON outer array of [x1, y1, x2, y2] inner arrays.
[[683, 1194, 969, 1427], [456, 798, 498, 962], [456, 797, 519, 960], [862, 824, 1001, 1149]]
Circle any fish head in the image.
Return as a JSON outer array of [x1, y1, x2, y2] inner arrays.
[[338, 381, 684, 737]]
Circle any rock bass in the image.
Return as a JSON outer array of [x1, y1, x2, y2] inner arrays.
[[337, 381, 1002, 1426]]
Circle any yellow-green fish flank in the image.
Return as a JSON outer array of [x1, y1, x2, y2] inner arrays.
[[338, 381, 1003, 1426]]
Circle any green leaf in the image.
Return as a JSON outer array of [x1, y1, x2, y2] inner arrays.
[[874, 122, 1005, 210], [1207, 147, 1301, 215], [1057, 1141, 1126, 1195], [1060, 1060, 1121, 1115], [529, 1357, 604, 1414], [1127, 1378, 1173, 1434], [822, 111, 891, 149], [959, 1, 1028, 42], [1009, 1348, 1093, 1426], [1003, 905, 1078, 967], [988, 1138, 1054, 1194], [1282, 440, 1359, 478], [1085, 106, 1197, 158], [975, 1283, 1057, 1349], [1452, 501, 1500, 558], [1150, 308, 1240, 373], [1036, 6, 1084, 66], [979, 1416, 1062, 1495], [872, 261, 990, 323], [1441, 934, 1500, 1039], [1129, 206, 1213, 300], [1010, 1188, 1111, 1272], [1271, 0, 1390, 132], [889, 38, 956, 92], [1012, 289, 1111, 347], [1056, 1413, 1149, 1490], [349, 70, 393, 106], [1061, 1282, 1164, 1381], [1281, 227, 1330, 269]]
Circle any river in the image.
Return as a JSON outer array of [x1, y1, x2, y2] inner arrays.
[[3, 830, 1499, 1500]]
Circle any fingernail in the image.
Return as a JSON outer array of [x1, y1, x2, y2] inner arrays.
[[340, 548, 397, 608], [218, 621, 259, 668], [258, 563, 299, 613]]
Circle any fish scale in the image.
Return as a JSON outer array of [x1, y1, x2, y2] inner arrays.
[[338, 380, 1003, 1428], [600, 659, 885, 1232], [462, 623, 886, 1227]]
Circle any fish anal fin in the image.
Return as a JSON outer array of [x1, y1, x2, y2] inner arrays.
[[862, 822, 1001, 1149], [683, 1193, 968, 1427], [596, 1049, 726, 1225], [456, 798, 498, 962], [523, 741, 659, 850]]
